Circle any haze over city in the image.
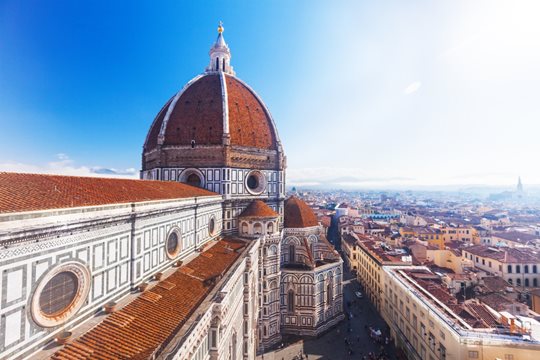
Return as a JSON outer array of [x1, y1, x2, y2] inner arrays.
[[1, 0, 540, 189]]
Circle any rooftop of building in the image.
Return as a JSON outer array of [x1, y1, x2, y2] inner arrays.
[[0, 172, 217, 214], [463, 245, 540, 263], [492, 231, 540, 244], [387, 267, 537, 339], [356, 236, 412, 265], [400, 226, 442, 235], [394, 268, 502, 329], [51, 238, 246, 360], [239, 200, 278, 218], [284, 196, 319, 228]]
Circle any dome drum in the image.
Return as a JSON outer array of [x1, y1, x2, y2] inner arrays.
[[142, 143, 283, 171]]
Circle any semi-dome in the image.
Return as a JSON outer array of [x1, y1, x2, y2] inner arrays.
[[143, 73, 279, 152], [284, 196, 319, 228], [239, 200, 279, 218]]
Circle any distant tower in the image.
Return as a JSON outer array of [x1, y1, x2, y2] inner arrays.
[[517, 176, 524, 193]]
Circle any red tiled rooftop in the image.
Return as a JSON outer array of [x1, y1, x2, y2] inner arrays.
[[51, 238, 246, 360], [0, 172, 217, 214], [464, 245, 540, 263], [239, 200, 278, 218], [144, 74, 277, 152], [284, 196, 319, 228]]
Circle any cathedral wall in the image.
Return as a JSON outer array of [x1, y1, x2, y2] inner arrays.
[[259, 234, 282, 349], [141, 167, 283, 201], [280, 258, 344, 337], [141, 166, 285, 233], [0, 196, 223, 359]]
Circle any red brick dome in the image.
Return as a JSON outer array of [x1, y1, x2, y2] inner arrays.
[[239, 200, 279, 218], [144, 73, 279, 152], [284, 196, 319, 228]]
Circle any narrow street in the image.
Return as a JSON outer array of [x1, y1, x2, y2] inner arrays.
[[259, 216, 397, 360]]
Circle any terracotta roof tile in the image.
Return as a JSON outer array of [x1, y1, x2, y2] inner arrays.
[[144, 74, 277, 151], [0, 172, 217, 214], [51, 238, 246, 360], [284, 196, 319, 228], [239, 200, 278, 218], [162, 75, 224, 147], [226, 75, 276, 149]]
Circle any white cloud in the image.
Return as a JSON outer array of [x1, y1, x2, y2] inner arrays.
[[0, 154, 138, 179], [403, 81, 421, 95]]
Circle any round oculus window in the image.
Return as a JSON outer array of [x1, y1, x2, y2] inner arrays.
[[31, 262, 90, 328], [179, 168, 205, 188], [245, 170, 266, 195], [166, 230, 181, 259], [186, 173, 202, 188], [39, 272, 79, 317]]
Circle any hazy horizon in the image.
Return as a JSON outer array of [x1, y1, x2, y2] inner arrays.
[[1, 1, 539, 188]]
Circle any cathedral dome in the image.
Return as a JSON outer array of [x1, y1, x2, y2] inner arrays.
[[143, 73, 279, 152], [284, 196, 319, 228], [142, 24, 284, 174]]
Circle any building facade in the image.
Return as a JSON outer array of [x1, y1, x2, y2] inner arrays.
[[462, 245, 540, 288], [0, 25, 343, 360], [383, 266, 540, 360]]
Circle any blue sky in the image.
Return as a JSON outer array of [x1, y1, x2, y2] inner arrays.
[[1, 1, 540, 188]]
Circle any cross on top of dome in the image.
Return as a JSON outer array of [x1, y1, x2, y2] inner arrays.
[[206, 21, 235, 75]]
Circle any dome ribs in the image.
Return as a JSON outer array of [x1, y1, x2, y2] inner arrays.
[[226, 75, 276, 150], [143, 96, 174, 151], [164, 75, 223, 146]]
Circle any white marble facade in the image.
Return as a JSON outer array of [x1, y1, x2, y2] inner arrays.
[[142, 167, 285, 233], [0, 195, 222, 359]]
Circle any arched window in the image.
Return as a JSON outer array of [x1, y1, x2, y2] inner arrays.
[[525, 265, 529, 273], [222, 58, 226, 71], [534, 279, 538, 287], [287, 290, 295, 313], [254, 223, 262, 235], [517, 278, 521, 286], [525, 278, 530, 287], [267, 222, 274, 234], [516, 265, 521, 274], [508, 265, 513, 273], [534, 265, 538, 274], [186, 173, 201, 187], [191, 140, 195, 148], [327, 283, 333, 303], [241, 222, 248, 234], [289, 244, 295, 263], [215, 57, 219, 71], [508, 278, 513, 285]]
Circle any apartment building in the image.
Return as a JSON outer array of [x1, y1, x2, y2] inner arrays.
[[462, 245, 540, 288], [354, 236, 412, 311], [383, 266, 540, 360]]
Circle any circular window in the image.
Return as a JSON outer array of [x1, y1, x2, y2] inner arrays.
[[179, 168, 205, 188], [245, 170, 266, 195], [209, 217, 217, 236], [39, 272, 79, 317], [31, 262, 90, 328], [166, 230, 181, 259], [186, 173, 202, 188]]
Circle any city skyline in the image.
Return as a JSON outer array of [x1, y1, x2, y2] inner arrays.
[[1, 0, 540, 188]]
